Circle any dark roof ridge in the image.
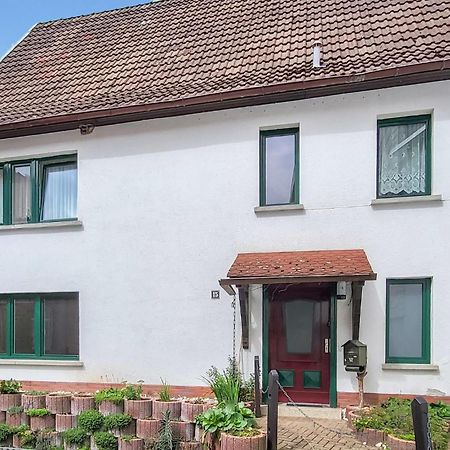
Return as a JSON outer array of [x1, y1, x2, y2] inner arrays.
[[35, 0, 156, 27]]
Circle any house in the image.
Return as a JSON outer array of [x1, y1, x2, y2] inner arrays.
[[0, 0, 449, 407]]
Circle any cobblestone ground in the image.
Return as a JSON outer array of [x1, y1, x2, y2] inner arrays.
[[260, 417, 377, 450]]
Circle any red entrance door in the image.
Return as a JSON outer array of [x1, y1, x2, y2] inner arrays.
[[268, 283, 331, 404]]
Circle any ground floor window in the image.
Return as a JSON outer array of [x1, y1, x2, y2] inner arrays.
[[385, 279, 430, 364], [0, 293, 79, 359]]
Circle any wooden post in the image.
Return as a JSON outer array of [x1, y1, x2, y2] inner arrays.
[[267, 370, 279, 450], [356, 370, 367, 409], [352, 282, 364, 340], [254, 356, 262, 418], [411, 396, 432, 450], [238, 286, 250, 349]]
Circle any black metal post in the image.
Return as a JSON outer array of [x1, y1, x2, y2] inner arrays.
[[411, 396, 432, 450], [254, 356, 262, 418], [267, 370, 279, 450]]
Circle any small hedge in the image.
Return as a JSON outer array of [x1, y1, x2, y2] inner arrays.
[[63, 428, 88, 446], [78, 410, 104, 433], [94, 432, 118, 450], [103, 414, 132, 431], [353, 398, 450, 450]]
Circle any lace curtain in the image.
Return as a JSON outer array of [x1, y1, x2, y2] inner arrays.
[[379, 122, 427, 196]]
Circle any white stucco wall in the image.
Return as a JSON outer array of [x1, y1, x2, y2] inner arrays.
[[0, 80, 449, 398]]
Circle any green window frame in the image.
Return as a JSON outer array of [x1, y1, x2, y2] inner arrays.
[[0, 154, 77, 226], [0, 293, 79, 360], [377, 115, 432, 199], [385, 278, 431, 364], [259, 128, 300, 206]]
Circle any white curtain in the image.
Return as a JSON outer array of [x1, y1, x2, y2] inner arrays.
[[41, 163, 77, 221], [12, 165, 31, 224], [379, 123, 427, 196]]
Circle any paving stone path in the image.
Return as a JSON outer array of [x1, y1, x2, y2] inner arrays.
[[262, 417, 378, 450]]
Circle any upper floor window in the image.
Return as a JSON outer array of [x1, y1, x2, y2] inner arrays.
[[259, 128, 299, 206], [0, 292, 79, 359], [385, 278, 431, 364], [0, 155, 77, 225], [377, 115, 431, 198]]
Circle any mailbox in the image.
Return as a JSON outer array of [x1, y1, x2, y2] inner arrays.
[[342, 340, 367, 372]]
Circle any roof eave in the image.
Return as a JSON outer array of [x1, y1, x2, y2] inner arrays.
[[1, 61, 449, 140]]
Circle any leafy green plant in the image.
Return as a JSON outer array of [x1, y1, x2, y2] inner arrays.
[[94, 432, 118, 450], [26, 408, 50, 417], [94, 388, 125, 405], [15, 427, 35, 449], [25, 390, 47, 395], [77, 410, 104, 433], [0, 423, 13, 442], [103, 414, 132, 431], [63, 428, 88, 446], [120, 435, 136, 442], [121, 383, 143, 400], [158, 379, 171, 402], [431, 401, 450, 419], [205, 357, 254, 405], [0, 379, 22, 394], [154, 410, 173, 450], [353, 398, 450, 450], [7, 405, 24, 415], [195, 402, 257, 437]]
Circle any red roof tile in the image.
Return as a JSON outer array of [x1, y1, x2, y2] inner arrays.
[[227, 249, 375, 279], [0, 0, 449, 132]]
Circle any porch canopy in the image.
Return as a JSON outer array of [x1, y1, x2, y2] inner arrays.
[[219, 249, 376, 348]]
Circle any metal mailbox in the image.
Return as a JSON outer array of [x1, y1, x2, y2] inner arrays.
[[342, 339, 367, 372]]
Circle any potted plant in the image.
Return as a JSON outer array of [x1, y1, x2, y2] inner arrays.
[[94, 431, 119, 450], [77, 409, 105, 434], [63, 427, 89, 450], [152, 379, 181, 420], [22, 390, 47, 411], [46, 392, 72, 414], [12, 424, 35, 448], [103, 413, 136, 437], [71, 392, 96, 415], [118, 435, 144, 450], [136, 415, 161, 440], [6, 405, 29, 427], [181, 398, 208, 423], [123, 383, 152, 420], [26, 408, 55, 431], [0, 379, 22, 412], [56, 412, 78, 431], [95, 388, 125, 415]]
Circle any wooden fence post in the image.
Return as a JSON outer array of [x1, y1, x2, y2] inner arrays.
[[254, 356, 262, 418], [267, 370, 279, 450], [411, 396, 432, 450]]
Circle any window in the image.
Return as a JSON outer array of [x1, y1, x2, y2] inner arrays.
[[0, 293, 79, 359], [260, 128, 299, 206], [377, 115, 431, 198], [0, 155, 77, 225], [386, 279, 430, 364]]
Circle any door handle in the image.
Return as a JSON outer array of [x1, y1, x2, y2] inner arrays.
[[324, 338, 330, 354]]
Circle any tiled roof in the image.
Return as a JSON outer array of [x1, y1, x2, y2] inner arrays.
[[227, 249, 375, 279], [0, 0, 449, 130]]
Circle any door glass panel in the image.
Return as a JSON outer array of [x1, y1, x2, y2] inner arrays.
[[388, 284, 422, 358], [0, 301, 7, 354], [14, 300, 35, 354], [283, 300, 314, 354], [12, 165, 31, 224], [43, 296, 79, 356]]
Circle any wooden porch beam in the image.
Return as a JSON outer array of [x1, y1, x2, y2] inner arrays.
[[352, 281, 365, 341], [238, 286, 250, 350]]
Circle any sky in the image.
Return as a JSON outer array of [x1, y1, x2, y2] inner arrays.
[[0, 0, 149, 58]]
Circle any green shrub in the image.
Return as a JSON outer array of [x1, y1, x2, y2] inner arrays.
[[7, 405, 24, 415], [430, 401, 450, 420], [195, 402, 256, 437], [26, 408, 50, 417], [353, 397, 450, 450], [94, 388, 125, 405], [158, 379, 171, 402], [121, 383, 142, 401], [94, 432, 118, 450], [63, 428, 88, 446], [25, 390, 47, 395], [14, 426, 35, 449], [0, 423, 13, 442], [103, 414, 132, 431], [77, 410, 104, 433], [0, 379, 22, 394]]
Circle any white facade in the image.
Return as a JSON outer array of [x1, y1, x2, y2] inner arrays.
[[0, 80, 449, 400]]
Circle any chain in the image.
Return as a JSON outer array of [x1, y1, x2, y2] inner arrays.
[[426, 416, 433, 450], [275, 380, 356, 439], [231, 295, 237, 360]]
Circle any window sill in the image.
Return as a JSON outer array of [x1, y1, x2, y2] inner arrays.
[[254, 204, 305, 213], [0, 359, 83, 367], [0, 220, 83, 231], [371, 195, 442, 206], [382, 363, 439, 371]]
